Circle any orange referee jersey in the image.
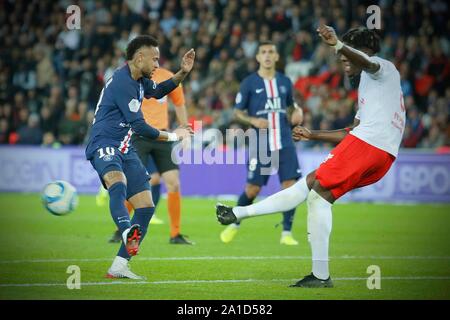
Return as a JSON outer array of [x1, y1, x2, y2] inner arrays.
[[141, 68, 185, 130]]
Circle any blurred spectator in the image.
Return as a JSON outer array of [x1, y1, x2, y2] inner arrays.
[[403, 108, 425, 148], [0, 0, 447, 152], [0, 118, 10, 143], [17, 113, 43, 145]]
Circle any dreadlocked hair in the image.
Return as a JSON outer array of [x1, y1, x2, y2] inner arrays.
[[342, 27, 380, 54]]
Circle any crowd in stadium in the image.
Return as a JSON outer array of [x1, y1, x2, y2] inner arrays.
[[0, 0, 448, 151]]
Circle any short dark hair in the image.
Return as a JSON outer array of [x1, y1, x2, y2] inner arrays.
[[126, 35, 158, 60], [342, 27, 380, 53], [258, 40, 277, 51]]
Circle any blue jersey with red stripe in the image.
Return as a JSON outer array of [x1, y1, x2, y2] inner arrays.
[[235, 72, 295, 151], [85, 64, 176, 160]]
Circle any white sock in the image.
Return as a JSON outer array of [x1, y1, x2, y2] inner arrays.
[[281, 231, 292, 237], [232, 177, 309, 220], [111, 256, 128, 270], [306, 189, 332, 280]]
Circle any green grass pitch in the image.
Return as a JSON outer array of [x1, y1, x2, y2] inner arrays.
[[0, 193, 449, 300]]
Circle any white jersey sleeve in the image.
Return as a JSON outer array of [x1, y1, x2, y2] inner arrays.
[[350, 56, 406, 157]]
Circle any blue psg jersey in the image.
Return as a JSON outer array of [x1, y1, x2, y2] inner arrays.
[[85, 64, 175, 160], [235, 72, 295, 151]]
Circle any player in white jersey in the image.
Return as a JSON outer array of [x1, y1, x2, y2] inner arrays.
[[216, 26, 406, 288]]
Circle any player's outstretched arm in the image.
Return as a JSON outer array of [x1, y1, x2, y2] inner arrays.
[[132, 117, 193, 142], [158, 125, 193, 142], [144, 49, 196, 99], [171, 48, 196, 85], [293, 118, 360, 144], [317, 25, 380, 74]]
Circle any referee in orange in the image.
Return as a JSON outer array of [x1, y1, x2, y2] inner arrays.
[[133, 67, 193, 245]]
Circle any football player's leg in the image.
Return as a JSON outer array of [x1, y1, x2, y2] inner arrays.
[[149, 172, 164, 225], [162, 169, 192, 244], [103, 171, 132, 235], [230, 175, 312, 221], [108, 187, 154, 280], [162, 170, 181, 237], [277, 148, 302, 244], [295, 136, 365, 286], [147, 155, 162, 209], [280, 179, 299, 245], [228, 156, 267, 227], [91, 148, 131, 235], [154, 141, 192, 243], [128, 188, 155, 243], [91, 151, 132, 244], [289, 179, 334, 288], [237, 183, 261, 223], [307, 180, 334, 281], [115, 153, 155, 259], [150, 172, 161, 207]]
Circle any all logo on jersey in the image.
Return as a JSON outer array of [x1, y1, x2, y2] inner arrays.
[[265, 97, 281, 110], [255, 88, 264, 94]]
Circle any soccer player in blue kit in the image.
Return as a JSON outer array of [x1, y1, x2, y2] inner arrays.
[[220, 41, 303, 245], [85, 35, 194, 279]]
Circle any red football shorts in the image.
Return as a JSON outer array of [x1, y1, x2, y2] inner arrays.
[[315, 134, 395, 199]]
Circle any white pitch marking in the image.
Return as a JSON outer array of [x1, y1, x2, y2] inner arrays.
[[1, 255, 449, 264], [1, 276, 450, 288]]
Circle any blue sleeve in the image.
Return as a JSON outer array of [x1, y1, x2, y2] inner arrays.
[[142, 78, 177, 99], [131, 118, 160, 139], [234, 79, 250, 110], [112, 79, 160, 139]]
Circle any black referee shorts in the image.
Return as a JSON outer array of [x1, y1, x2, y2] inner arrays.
[[131, 135, 179, 174]]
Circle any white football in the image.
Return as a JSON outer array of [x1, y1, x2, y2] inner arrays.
[[42, 180, 78, 216]]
